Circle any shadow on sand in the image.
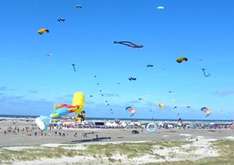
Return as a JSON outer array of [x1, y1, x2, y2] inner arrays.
[[70, 136, 112, 143]]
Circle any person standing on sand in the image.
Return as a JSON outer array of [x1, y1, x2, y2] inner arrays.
[[74, 132, 78, 137]]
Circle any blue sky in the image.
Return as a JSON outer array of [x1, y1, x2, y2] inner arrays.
[[0, 0, 234, 120]]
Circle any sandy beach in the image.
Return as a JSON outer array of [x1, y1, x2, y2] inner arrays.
[[0, 119, 233, 147], [1, 118, 234, 164]]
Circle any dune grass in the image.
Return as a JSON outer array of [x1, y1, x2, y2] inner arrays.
[[0, 140, 186, 163], [2, 140, 234, 164], [84, 142, 153, 158], [79, 141, 186, 158], [144, 140, 234, 165], [0, 147, 81, 164]]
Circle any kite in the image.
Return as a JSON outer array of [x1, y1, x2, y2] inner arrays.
[[35, 91, 85, 130], [125, 106, 136, 117], [146, 64, 154, 68], [113, 41, 144, 48], [201, 107, 212, 117], [146, 122, 157, 132], [201, 68, 211, 77], [110, 108, 113, 114], [57, 17, 65, 23], [173, 106, 177, 109], [51, 92, 85, 117], [158, 103, 165, 109], [38, 28, 49, 35], [75, 5, 82, 8], [72, 64, 77, 72], [157, 6, 165, 10], [47, 53, 52, 57], [176, 57, 188, 63], [128, 77, 137, 81], [138, 98, 143, 101], [35, 116, 50, 131], [54, 104, 79, 110]]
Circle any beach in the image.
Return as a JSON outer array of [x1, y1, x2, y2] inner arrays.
[[1, 118, 234, 164], [0, 118, 234, 146]]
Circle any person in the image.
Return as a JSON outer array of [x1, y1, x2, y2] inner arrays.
[[231, 122, 234, 129], [74, 132, 78, 137], [177, 118, 183, 128], [77, 111, 86, 122], [83, 133, 87, 138]]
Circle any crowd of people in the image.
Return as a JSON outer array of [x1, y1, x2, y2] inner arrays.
[[49, 119, 234, 130], [0, 119, 234, 138]]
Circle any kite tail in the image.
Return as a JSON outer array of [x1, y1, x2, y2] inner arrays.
[[54, 104, 79, 109]]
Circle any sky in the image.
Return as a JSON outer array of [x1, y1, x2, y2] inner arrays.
[[0, 0, 234, 120]]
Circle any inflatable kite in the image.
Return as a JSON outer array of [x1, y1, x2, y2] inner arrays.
[[113, 41, 144, 48], [138, 98, 143, 101], [201, 68, 211, 77], [47, 53, 52, 57], [176, 57, 188, 63], [57, 17, 65, 22], [146, 64, 154, 68], [72, 64, 77, 72], [125, 106, 136, 117], [35, 91, 85, 130], [35, 116, 50, 131], [128, 77, 137, 81], [157, 6, 165, 10], [158, 103, 165, 110], [201, 107, 212, 117], [76, 5, 82, 8], [173, 106, 178, 110], [38, 28, 49, 35]]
